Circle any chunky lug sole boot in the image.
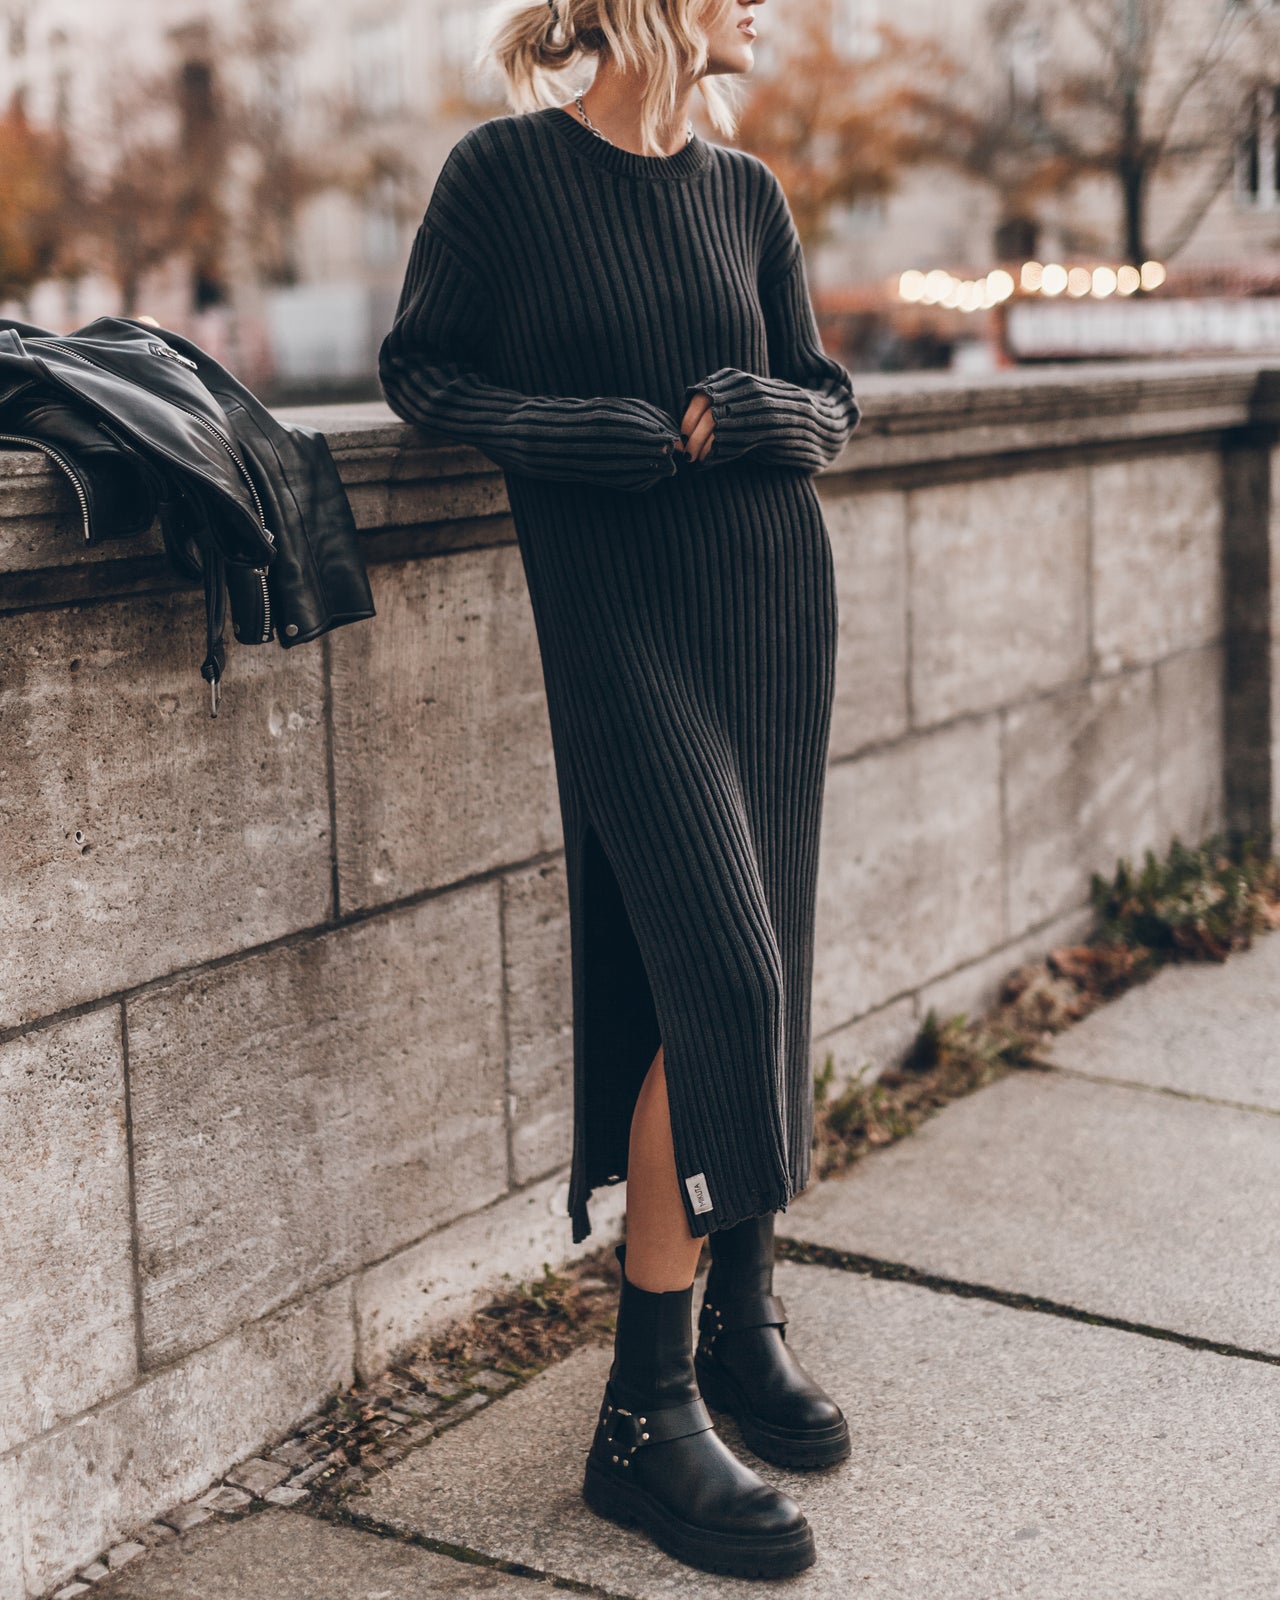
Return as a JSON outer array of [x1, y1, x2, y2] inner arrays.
[[695, 1213, 851, 1470], [582, 1244, 816, 1579]]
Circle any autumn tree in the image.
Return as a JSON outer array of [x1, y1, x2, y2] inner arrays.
[[929, 0, 1280, 265], [196, 0, 426, 290], [232, 0, 326, 287], [733, 5, 958, 256], [0, 110, 75, 304], [84, 24, 232, 315]]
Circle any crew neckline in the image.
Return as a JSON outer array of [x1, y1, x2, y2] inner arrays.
[[539, 104, 712, 181]]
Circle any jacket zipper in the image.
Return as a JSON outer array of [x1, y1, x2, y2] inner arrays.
[[42, 339, 275, 551], [0, 432, 93, 543], [256, 565, 271, 641], [148, 340, 199, 371]]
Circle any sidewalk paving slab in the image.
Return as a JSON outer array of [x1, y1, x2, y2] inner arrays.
[[1042, 931, 1280, 1109], [95, 1507, 548, 1599], [778, 1070, 1280, 1354], [356, 1260, 1280, 1599]]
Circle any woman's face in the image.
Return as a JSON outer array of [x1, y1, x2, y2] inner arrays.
[[702, 0, 763, 75]]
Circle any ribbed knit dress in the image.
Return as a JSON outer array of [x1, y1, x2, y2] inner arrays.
[[379, 104, 861, 1244]]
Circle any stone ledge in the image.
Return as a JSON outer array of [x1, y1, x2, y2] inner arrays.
[[3, 360, 1277, 605]]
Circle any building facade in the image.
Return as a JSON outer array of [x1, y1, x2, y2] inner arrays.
[[4, 0, 1279, 378]]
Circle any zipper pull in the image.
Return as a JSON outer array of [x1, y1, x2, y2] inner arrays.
[[149, 340, 199, 371]]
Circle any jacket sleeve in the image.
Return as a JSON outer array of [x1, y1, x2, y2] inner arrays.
[[379, 219, 684, 493], [680, 182, 861, 475]]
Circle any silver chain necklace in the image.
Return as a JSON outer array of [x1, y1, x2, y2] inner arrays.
[[572, 90, 695, 149]]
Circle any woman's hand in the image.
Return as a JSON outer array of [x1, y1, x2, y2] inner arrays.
[[677, 391, 715, 462]]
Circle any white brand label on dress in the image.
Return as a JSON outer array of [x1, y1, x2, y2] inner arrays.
[[685, 1173, 713, 1215]]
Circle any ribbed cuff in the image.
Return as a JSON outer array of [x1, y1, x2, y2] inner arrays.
[[612, 409, 685, 491], [681, 367, 766, 465]]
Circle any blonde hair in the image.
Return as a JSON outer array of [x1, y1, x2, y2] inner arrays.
[[477, 0, 745, 151]]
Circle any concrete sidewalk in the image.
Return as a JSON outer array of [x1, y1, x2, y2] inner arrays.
[[90, 934, 1280, 1599]]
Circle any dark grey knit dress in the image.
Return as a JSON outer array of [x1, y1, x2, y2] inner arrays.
[[379, 105, 860, 1244]]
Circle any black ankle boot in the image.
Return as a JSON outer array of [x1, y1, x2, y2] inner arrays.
[[695, 1212, 851, 1469], [582, 1243, 815, 1579]]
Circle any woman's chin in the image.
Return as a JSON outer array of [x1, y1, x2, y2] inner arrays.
[[707, 46, 755, 76]]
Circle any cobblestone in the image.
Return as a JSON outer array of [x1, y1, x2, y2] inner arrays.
[[157, 1504, 211, 1535], [105, 1544, 146, 1570], [197, 1487, 250, 1514], [224, 1458, 291, 1497], [263, 1485, 310, 1508], [470, 1370, 516, 1394]]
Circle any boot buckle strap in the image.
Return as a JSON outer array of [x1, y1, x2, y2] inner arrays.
[[699, 1292, 787, 1343], [597, 1395, 712, 1466]]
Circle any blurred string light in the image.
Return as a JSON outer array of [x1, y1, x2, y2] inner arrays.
[[898, 267, 1015, 310], [898, 259, 1166, 310]]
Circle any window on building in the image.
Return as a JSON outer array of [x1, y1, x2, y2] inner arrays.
[[1237, 85, 1280, 208], [364, 178, 401, 267], [1005, 23, 1046, 114], [828, 196, 888, 240], [352, 15, 406, 120]]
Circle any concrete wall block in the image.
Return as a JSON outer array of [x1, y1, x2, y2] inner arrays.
[[918, 902, 1096, 1035], [813, 718, 1005, 1033], [1092, 451, 1224, 672], [908, 468, 1090, 727], [127, 883, 507, 1367], [1268, 447, 1280, 642], [1005, 671, 1160, 937], [0, 508, 165, 574], [383, 475, 510, 533], [17, 1284, 353, 1597], [0, 592, 331, 1031], [502, 860, 574, 1187], [811, 994, 920, 1095], [1274, 639, 1280, 833], [343, 472, 507, 537], [354, 1170, 628, 1381], [0, 1459, 21, 1600], [1156, 645, 1226, 847], [1222, 442, 1273, 840], [0, 1010, 135, 1457], [329, 550, 563, 912], [822, 488, 910, 759]]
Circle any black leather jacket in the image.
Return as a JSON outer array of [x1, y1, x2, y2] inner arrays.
[[0, 316, 375, 712]]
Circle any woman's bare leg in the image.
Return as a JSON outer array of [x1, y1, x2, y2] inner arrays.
[[624, 1043, 704, 1291]]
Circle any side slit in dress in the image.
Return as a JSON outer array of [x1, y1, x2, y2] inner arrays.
[[378, 105, 860, 1242]]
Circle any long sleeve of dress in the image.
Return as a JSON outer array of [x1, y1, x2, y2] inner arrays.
[[680, 196, 861, 475], [380, 220, 685, 493]]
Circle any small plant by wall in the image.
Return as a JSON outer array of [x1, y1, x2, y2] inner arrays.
[[810, 831, 1280, 1181]]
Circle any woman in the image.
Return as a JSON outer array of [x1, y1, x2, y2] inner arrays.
[[379, 0, 861, 1578]]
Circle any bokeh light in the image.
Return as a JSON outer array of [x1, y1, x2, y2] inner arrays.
[[1041, 263, 1069, 296]]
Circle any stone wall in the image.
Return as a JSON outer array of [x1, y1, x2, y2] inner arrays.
[[3, 359, 1278, 1597]]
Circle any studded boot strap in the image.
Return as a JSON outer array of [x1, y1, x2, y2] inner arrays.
[[594, 1390, 713, 1469], [697, 1291, 788, 1355]]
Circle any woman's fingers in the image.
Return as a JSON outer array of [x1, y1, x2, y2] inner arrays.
[[679, 391, 715, 461], [685, 411, 715, 461]]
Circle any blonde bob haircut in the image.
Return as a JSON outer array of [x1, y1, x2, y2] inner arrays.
[[477, 0, 745, 153]]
